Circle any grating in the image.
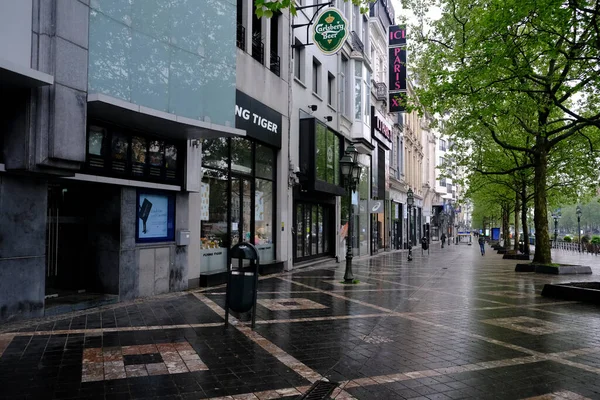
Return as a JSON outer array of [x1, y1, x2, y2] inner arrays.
[[297, 381, 338, 400]]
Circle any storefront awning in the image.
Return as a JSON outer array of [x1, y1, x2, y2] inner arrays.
[[0, 58, 54, 88], [87, 93, 246, 140]]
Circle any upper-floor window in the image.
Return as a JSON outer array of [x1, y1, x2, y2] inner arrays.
[[312, 57, 321, 95], [294, 39, 304, 81], [354, 61, 362, 120], [341, 55, 350, 117], [439, 139, 447, 151], [327, 72, 335, 107]]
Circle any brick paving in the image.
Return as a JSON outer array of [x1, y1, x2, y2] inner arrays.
[[3, 243, 600, 399]]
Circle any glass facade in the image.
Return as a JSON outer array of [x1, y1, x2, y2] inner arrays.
[[88, 0, 236, 126], [315, 123, 340, 185], [294, 203, 332, 261], [200, 138, 276, 275]]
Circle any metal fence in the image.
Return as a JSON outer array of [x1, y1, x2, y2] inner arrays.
[[551, 240, 600, 254]]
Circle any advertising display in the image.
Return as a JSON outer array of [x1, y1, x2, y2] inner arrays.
[[312, 7, 349, 55], [136, 191, 175, 242], [388, 24, 407, 113]]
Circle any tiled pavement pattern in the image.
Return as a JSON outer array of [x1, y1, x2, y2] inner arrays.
[[3, 246, 600, 398]]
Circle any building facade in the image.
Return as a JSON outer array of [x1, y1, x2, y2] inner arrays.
[[0, 0, 242, 322]]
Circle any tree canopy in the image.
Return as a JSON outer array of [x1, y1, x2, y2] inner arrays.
[[407, 0, 600, 263]]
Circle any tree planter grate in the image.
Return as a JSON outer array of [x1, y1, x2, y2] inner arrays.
[[297, 381, 338, 400]]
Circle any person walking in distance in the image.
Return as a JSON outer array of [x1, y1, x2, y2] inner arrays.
[[478, 235, 485, 255], [441, 233, 446, 248]]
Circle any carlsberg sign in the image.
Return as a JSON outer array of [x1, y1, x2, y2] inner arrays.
[[312, 7, 349, 55]]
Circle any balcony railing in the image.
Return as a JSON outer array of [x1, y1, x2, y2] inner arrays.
[[350, 31, 364, 53], [236, 25, 245, 51], [270, 51, 280, 77], [252, 33, 264, 65], [374, 81, 387, 101]]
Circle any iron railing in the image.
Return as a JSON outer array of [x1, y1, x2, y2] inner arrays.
[[236, 25, 245, 51], [270, 51, 280, 77], [350, 31, 364, 53], [374, 81, 387, 101], [252, 33, 264, 65], [550, 240, 600, 254]]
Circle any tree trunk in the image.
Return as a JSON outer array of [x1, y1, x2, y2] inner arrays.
[[502, 204, 510, 248], [521, 183, 529, 255], [533, 148, 551, 264], [514, 192, 520, 252]]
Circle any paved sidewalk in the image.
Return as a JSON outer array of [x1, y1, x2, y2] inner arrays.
[[3, 244, 600, 399]]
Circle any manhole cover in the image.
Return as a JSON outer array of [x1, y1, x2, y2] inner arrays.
[[297, 381, 338, 400]]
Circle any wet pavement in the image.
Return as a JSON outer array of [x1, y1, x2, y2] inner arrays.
[[3, 243, 600, 399]]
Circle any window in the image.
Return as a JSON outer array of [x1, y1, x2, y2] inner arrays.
[[294, 38, 303, 81], [341, 55, 350, 116], [439, 139, 447, 151], [440, 177, 446, 187], [270, 12, 281, 76], [355, 61, 362, 120], [439, 156, 446, 166], [315, 122, 340, 185], [312, 57, 321, 94], [446, 183, 452, 192], [327, 72, 335, 106], [365, 70, 371, 122], [396, 136, 403, 178]]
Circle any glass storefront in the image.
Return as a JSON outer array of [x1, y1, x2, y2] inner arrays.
[[294, 202, 332, 261], [200, 137, 276, 275]]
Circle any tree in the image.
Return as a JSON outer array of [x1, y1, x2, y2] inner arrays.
[[254, 0, 375, 17], [407, 0, 600, 264]]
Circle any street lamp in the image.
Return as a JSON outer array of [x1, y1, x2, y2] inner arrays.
[[340, 147, 361, 283], [576, 205, 582, 252], [407, 188, 414, 261], [551, 209, 561, 247]]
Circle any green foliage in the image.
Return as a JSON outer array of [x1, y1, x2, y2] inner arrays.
[[592, 236, 600, 245], [255, 0, 375, 17], [562, 236, 572, 243]]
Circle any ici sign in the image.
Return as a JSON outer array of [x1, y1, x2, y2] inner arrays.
[[388, 25, 407, 113]]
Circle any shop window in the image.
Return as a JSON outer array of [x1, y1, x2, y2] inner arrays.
[[202, 137, 229, 170], [231, 137, 253, 174], [315, 122, 340, 185], [86, 124, 181, 184], [256, 144, 274, 180], [200, 168, 229, 273], [294, 202, 333, 261], [136, 191, 175, 243], [255, 179, 274, 263]]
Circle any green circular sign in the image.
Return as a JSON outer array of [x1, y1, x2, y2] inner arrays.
[[312, 7, 349, 55]]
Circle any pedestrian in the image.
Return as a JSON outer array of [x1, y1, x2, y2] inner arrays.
[[479, 235, 485, 255], [441, 233, 446, 248]]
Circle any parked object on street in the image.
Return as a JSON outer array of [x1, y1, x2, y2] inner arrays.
[[225, 242, 260, 329]]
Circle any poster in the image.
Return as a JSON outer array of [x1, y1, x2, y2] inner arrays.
[[138, 193, 170, 239], [255, 190, 264, 221], [200, 182, 210, 221]]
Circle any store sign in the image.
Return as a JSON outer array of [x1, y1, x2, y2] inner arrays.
[[371, 107, 392, 145], [312, 7, 349, 55], [389, 25, 406, 47], [389, 47, 407, 91], [389, 92, 407, 113], [235, 90, 282, 148], [370, 200, 384, 214]]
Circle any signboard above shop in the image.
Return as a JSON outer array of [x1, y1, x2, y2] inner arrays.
[[389, 25, 406, 46], [312, 7, 349, 55], [371, 106, 392, 146], [235, 90, 283, 148]]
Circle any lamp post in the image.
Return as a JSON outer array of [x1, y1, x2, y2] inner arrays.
[[407, 188, 414, 261], [551, 209, 561, 247], [340, 144, 361, 283], [576, 205, 582, 252]]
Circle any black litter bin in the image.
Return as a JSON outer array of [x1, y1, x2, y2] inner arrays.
[[225, 242, 260, 329]]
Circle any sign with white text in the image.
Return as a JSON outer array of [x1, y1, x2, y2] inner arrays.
[[312, 7, 349, 55]]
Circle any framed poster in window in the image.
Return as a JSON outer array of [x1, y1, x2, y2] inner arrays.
[[136, 191, 175, 243]]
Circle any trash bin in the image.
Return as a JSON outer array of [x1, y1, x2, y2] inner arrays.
[[225, 242, 260, 329]]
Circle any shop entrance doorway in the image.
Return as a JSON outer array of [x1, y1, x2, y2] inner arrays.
[[45, 182, 119, 314]]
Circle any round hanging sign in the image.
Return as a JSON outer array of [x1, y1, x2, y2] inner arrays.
[[312, 7, 349, 55]]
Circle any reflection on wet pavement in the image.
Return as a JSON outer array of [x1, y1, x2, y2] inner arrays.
[[3, 245, 600, 399]]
